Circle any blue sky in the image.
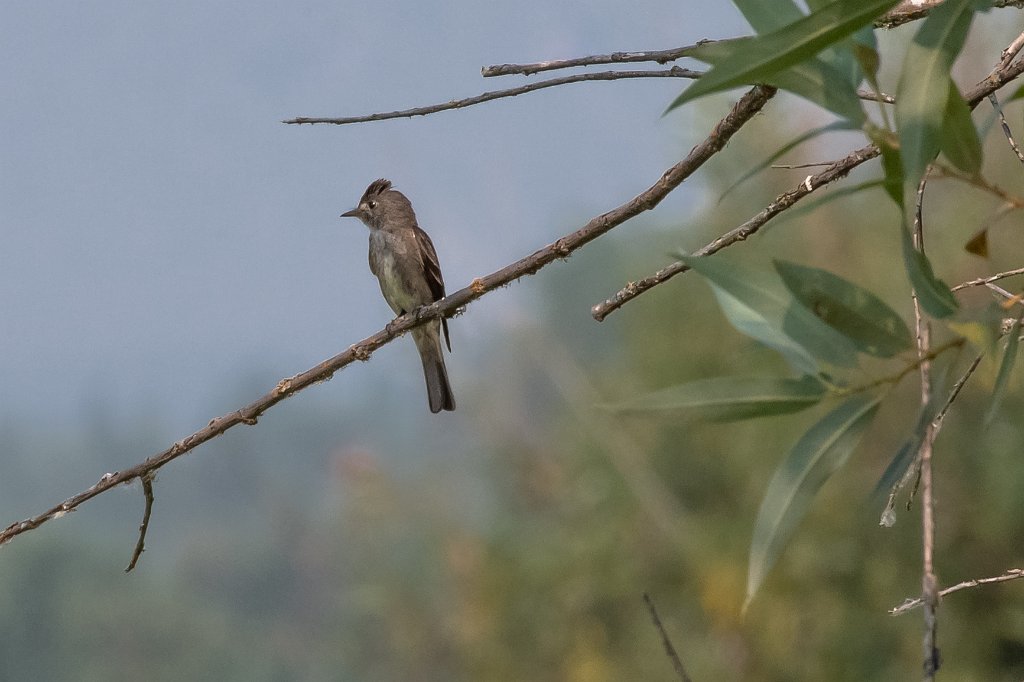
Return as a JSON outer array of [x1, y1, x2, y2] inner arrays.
[[1, 2, 747, 429]]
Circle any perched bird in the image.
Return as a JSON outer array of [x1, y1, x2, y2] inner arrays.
[[341, 179, 455, 413]]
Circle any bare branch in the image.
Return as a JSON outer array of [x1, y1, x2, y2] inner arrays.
[[931, 354, 983, 431], [952, 267, 1024, 291], [859, 90, 896, 104], [930, 163, 1024, 206], [482, 44, 708, 78], [0, 85, 776, 551], [484, 3, 1024, 79], [591, 143, 880, 320], [592, 52, 1024, 321], [989, 93, 1024, 166], [125, 473, 155, 572], [643, 593, 693, 682], [282, 68, 699, 126], [877, 0, 1024, 30], [998, 29, 1024, 70], [911, 176, 941, 681], [891, 568, 1024, 616]]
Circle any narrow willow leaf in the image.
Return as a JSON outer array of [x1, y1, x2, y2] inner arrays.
[[872, 395, 940, 525], [681, 255, 859, 370], [775, 260, 913, 357], [720, 121, 858, 200], [708, 285, 821, 375], [612, 375, 827, 421], [769, 60, 867, 124], [940, 81, 983, 174], [667, 0, 900, 113], [875, 440, 917, 527], [1006, 83, 1024, 103], [746, 393, 882, 608], [895, 0, 978, 195], [985, 316, 1022, 427], [734, 0, 804, 33], [877, 135, 904, 208], [684, 39, 865, 123], [900, 225, 959, 318]]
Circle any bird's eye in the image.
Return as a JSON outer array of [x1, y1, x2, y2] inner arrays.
[[368, 200, 377, 209]]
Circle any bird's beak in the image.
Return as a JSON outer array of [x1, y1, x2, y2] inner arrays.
[[340, 208, 361, 219]]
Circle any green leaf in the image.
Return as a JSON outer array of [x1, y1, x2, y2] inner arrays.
[[734, 0, 804, 33], [1006, 83, 1024, 103], [895, 0, 979, 196], [875, 133, 904, 208], [872, 393, 941, 525], [985, 316, 1022, 426], [900, 225, 959, 318], [770, 60, 867, 124], [940, 82, 983, 174], [775, 260, 914, 357], [720, 120, 858, 200], [874, 440, 918, 527], [612, 375, 827, 421], [684, 39, 866, 123], [681, 254, 859, 371], [667, 0, 899, 113], [707, 285, 821, 375], [746, 393, 882, 608]]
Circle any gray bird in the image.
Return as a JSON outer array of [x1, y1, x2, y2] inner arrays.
[[341, 179, 455, 413]]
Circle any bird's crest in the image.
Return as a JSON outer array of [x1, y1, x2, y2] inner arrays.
[[361, 178, 393, 203]]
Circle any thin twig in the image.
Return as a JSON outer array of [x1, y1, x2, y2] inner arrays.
[[770, 162, 835, 169], [930, 163, 1024, 206], [643, 593, 693, 682], [0, 86, 777, 551], [283, 68, 700, 125], [841, 338, 964, 395], [590, 143, 881, 320], [999, 30, 1024, 70], [989, 93, 1024, 165], [891, 568, 1024, 615], [911, 176, 941, 681], [858, 89, 896, 104], [592, 50, 1024, 321], [952, 267, 1024, 291], [482, 44, 708, 77], [931, 354, 983, 430], [125, 473, 154, 572], [483, 1, 1024, 80]]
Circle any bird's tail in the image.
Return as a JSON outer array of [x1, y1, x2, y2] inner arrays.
[[413, 324, 455, 413]]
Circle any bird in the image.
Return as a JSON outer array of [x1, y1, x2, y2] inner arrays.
[[341, 178, 455, 413]]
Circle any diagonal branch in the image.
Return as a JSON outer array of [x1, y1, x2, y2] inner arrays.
[[891, 568, 1024, 615], [590, 143, 880, 320], [0, 85, 776, 552], [592, 55, 1024, 321], [282, 68, 699, 126], [643, 593, 693, 682]]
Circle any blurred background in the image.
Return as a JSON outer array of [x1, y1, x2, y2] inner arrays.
[[2, 2, 1024, 679]]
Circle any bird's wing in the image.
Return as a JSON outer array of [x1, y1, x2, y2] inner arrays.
[[413, 225, 452, 352]]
